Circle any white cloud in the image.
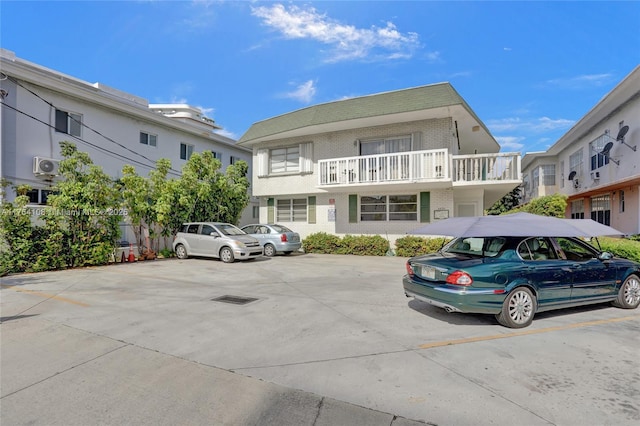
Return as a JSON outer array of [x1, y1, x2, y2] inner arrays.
[[214, 128, 237, 139], [495, 136, 525, 151], [251, 4, 420, 62], [487, 117, 574, 133], [543, 73, 614, 89], [282, 80, 317, 103]]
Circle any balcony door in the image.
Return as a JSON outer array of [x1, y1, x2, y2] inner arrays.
[[360, 136, 412, 181]]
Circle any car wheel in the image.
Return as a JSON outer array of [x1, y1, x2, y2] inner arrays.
[[264, 244, 276, 257], [496, 287, 536, 328], [219, 247, 235, 263], [175, 244, 188, 259], [612, 274, 640, 309]]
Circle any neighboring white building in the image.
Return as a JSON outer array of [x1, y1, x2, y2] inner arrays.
[[0, 49, 258, 235], [238, 83, 522, 245], [522, 65, 640, 235]]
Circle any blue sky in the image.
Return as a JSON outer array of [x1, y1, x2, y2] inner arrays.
[[2, 1, 639, 154]]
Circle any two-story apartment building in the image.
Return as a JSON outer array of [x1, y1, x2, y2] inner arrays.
[[238, 83, 522, 245], [522, 65, 640, 235], [0, 49, 258, 232]]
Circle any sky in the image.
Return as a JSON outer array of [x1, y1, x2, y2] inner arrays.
[[2, 1, 639, 155]]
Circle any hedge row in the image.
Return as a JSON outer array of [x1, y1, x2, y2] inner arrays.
[[302, 233, 390, 256], [302, 232, 640, 262], [592, 237, 640, 263]]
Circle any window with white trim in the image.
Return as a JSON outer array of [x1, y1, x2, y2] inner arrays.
[[257, 142, 313, 177], [619, 190, 625, 213], [590, 194, 610, 225], [570, 199, 584, 219], [140, 132, 157, 147], [276, 198, 307, 222], [360, 194, 417, 221], [541, 164, 555, 186], [180, 143, 194, 160], [55, 109, 82, 137], [590, 134, 609, 170], [270, 146, 299, 173], [569, 149, 583, 180]]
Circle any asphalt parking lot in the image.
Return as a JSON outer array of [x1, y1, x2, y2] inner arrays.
[[2, 253, 639, 426]]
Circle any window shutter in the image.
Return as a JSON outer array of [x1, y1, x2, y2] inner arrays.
[[267, 198, 274, 223], [308, 196, 316, 224], [299, 142, 313, 173], [420, 192, 430, 223], [349, 194, 357, 223], [257, 149, 269, 177]]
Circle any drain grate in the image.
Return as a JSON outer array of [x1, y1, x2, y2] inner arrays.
[[212, 295, 258, 305]]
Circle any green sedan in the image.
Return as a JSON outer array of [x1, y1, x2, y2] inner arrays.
[[403, 236, 640, 328]]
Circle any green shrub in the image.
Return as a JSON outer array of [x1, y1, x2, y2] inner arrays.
[[337, 234, 389, 256], [395, 236, 451, 257], [591, 237, 640, 262], [302, 232, 342, 254]]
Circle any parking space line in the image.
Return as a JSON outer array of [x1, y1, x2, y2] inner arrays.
[[1, 285, 90, 307], [418, 315, 640, 349]]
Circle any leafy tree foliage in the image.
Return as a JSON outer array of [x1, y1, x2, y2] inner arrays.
[[486, 186, 522, 215], [509, 193, 568, 218], [47, 142, 122, 267], [0, 143, 251, 275]]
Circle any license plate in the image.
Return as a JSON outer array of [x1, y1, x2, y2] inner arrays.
[[420, 266, 436, 279]]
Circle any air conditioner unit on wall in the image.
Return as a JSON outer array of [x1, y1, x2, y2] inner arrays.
[[591, 171, 600, 180], [573, 179, 580, 189], [33, 157, 60, 176]]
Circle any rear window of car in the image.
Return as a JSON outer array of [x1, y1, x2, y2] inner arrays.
[[187, 224, 199, 234], [271, 225, 292, 233], [445, 237, 506, 257]]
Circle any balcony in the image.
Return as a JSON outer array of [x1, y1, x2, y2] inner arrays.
[[318, 149, 521, 189]]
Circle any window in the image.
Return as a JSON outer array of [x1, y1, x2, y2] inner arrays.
[[180, 143, 194, 160], [140, 132, 157, 147], [210, 151, 222, 160], [569, 149, 583, 180], [541, 165, 555, 186], [200, 224, 216, 235], [590, 194, 611, 225], [570, 200, 584, 219], [589, 134, 609, 170], [25, 188, 56, 205], [360, 136, 411, 155], [619, 190, 625, 213], [55, 109, 82, 137], [252, 206, 259, 219], [560, 161, 564, 188], [276, 199, 307, 222], [270, 146, 299, 173], [532, 168, 540, 191], [230, 156, 242, 165], [360, 194, 417, 221], [517, 237, 557, 261]]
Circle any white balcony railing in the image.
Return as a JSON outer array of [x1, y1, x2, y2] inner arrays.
[[318, 149, 520, 186]]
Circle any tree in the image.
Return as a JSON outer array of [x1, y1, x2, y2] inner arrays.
[[47, 142, 122, 267], [486, 186, 522, 215]]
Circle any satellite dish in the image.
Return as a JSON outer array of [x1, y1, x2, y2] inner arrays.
[[600, 142, 614, 156], [568, 170, 577, 181], [616, 125, 629, 141]]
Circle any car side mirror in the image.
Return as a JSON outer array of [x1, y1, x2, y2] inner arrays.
[[210, 232, 220, 238], [598, 252, 613, 261]]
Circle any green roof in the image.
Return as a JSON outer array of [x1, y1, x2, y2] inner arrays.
[[239, 82, 489, 145]]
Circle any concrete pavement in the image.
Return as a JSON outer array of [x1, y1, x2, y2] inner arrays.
[[2, 253, 639, 425]]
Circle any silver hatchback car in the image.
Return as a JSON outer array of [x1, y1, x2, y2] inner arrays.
[[173, 222, 263, 263], [240, 224, 302, 257]]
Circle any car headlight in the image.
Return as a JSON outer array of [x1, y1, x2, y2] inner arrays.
[[232, 241, 246, 248]]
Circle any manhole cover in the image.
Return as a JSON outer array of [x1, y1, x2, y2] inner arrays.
[[212, 295, 258, 305]]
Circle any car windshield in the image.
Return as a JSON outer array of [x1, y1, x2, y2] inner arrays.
[[444, 237, 506, 257], [216, 224, 245, 236]]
